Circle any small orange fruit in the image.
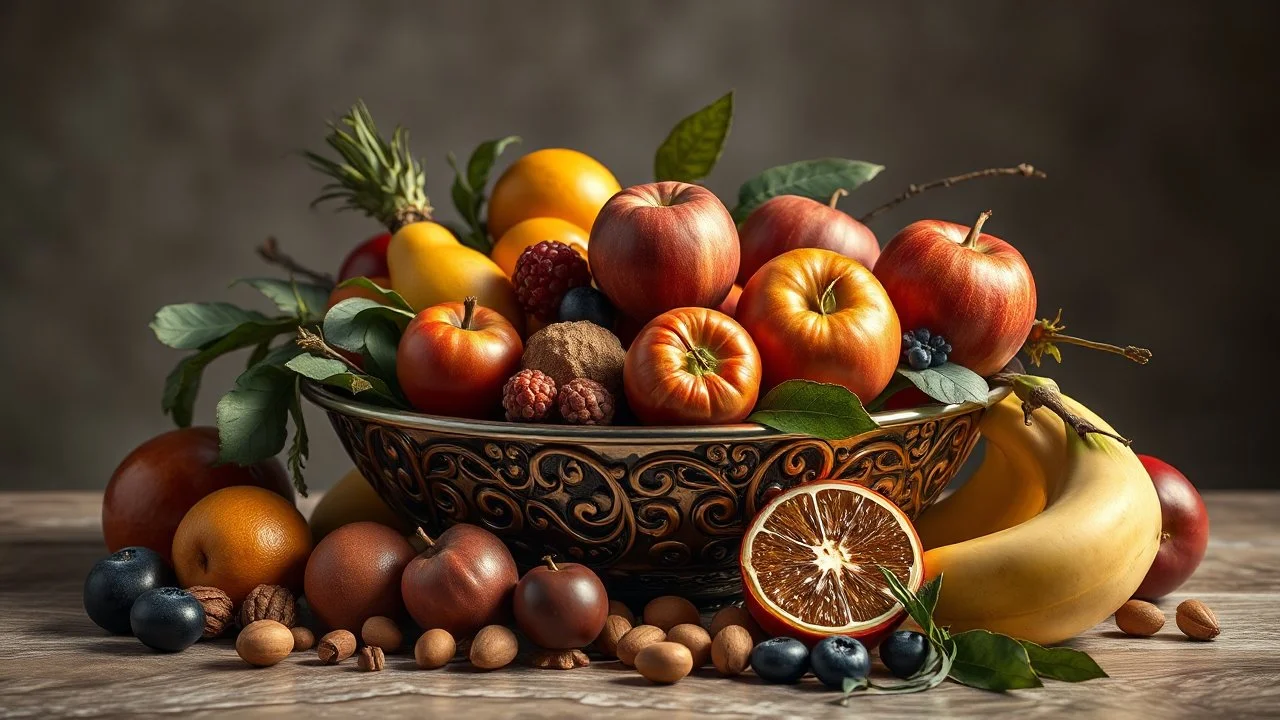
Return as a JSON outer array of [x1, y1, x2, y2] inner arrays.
[[172, 486, 312, 604], [490, 217, 589, 277], [487, 149, 621, 241]]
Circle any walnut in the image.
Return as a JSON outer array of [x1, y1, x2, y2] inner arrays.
[[238, 584, 296, 628], [358, 645, 386, 671], [186, 586, 234, 639]]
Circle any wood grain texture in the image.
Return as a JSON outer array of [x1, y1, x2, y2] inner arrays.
[[1, 491, 1276, 719]]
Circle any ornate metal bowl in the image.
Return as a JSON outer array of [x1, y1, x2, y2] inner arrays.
[[305, 384, 1006, 604]]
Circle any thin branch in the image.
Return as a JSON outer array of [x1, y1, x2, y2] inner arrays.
[[258, 237, 336, 289], [990, 373, 1131, 445], [858, 164, 1047, 224]]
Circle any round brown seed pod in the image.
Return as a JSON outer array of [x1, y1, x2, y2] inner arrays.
[[635, 641, 694, 684], [414, 629, 456, 670], [616, 624, 666, 667], [361, 616, 403, 653], [665, 623, 711, 667], [643, 596, 700, 632]]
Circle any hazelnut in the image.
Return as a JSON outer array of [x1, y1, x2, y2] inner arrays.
[[236, 620, 294, 667], [643, 596, 700, 632], [616, 625, 666, 667], [1176, 599, 1220, 640], [665, 623, 711, 667], [594, 614, 633, 657], [708, 605, 761, 640], [361, 616, 403, 653], [290, 626, 316, 652], [317, 629, 357, 664], [238, 584, 296, 628], [358, 645, 386, 671], [186, 586, 234, 639], [470, 625, 518, 670], [635, 641, 694, 684], [1114, 599, 1165, 637], [711, 625, 752, 676], [608, 600, 636, 625], [415, 629, 456, 670]]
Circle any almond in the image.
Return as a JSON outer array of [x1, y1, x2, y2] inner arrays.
[[594, 614, 633, 658], [707, 606, 760, 640], [415, 628, 456, 670], [711, 625, 752, 676], [665, 623, 711, 667], [236, 619, 294, 667], [635, 641, 694, 684], [1176, 599, 1220, 640], [617, 625, 666, 667], [470, 625, 518, 670], [1115, 599, 1164, 637], [642, 596, 700, 632], [361, 616, 403, 653], [608, 600, 636, 626]]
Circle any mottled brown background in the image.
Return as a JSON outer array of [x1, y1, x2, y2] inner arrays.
[[0, 1, 1274, 491]]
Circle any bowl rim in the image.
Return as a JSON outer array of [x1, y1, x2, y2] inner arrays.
[[303, 382, 1009, 444]]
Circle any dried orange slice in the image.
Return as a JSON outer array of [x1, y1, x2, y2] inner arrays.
[[740, 481, 923, 646]]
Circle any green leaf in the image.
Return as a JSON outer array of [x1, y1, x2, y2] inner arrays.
[[150, 302, 270, 350], [284, 353, 397, 403], [949, 630, 1043, 691], [286, 376, 309, 497], [448, 135, 520, 252], [732, 158, 884, 223], [1018, 641, 1108, 682], [748, 380, 879, 440], [877, 566, 941, 646], [654, 91, 733, 183], [215, 362, 296, 465], [322, 298, 413, 352], [246, 340, 272, 369], [916, 574, 943, 617], [233, 278, 331, 321], [895, 363, 990, 406], [467, 135, 521, 192], [334, 277, 414, 312], [360, 316, 402, 396]]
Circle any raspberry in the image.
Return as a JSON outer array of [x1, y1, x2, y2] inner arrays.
[[502, 369, 558, 422], [513, 241, 592, 321], [558, 378, 615, 426]]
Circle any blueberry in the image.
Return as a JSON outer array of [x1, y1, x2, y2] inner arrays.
[[750, 637, 810, 684], [129, 587, 204, 652], [902, 333, 915, 346], [809, 636, 871, 689], [930, 351, 948, 367], [907, 347, 932, 370], [879, 630, 930, 679], [83, 547, 175, 635], [929, 335, 947, 349], [558, 287, 616, 328], [913, 328, 931, 342]]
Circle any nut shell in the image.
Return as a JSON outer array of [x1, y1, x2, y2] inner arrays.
[[236, 619, 294, 667], [643, 596, 700, 632], [711, 625, 752, 676], [358, 645, 386, 671], [708, 605, 761, 640], [1115, 599, 1165, 637], [1176, 599, 1220, 640], [317, 629, 357, 664], [635, 641, 694, 684], [415, 629, 456, 669], [616, 625, 666, 667], [290, 626, 315, 652], [665, 623, 711, 667], [594, 614, 633, 657], [608, 600, 636, 625], [187, 585, 234, 639], [361, 616, 403, 653], [470, 625, 519, 670], [238, 584, 296, 628]]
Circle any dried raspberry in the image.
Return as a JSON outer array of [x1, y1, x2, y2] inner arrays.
[[513, 241, 592, 321], [502, 369, 558, 422], [557, 378, 615, 426]]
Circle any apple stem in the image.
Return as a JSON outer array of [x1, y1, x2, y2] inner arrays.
[[828, 188, 849, 208], [685, 346, 721, 377], [542, 555, 559, 571], [461, 296, 478, 331], [990, 373, 1132, 445], [961, 211, 993, 249], [818, 277, 841, 315], [415, 527, 435, 548], [1023, 309, 1153, 366], [257, 236, 336, 290], [295, 327, 364, 373], [857, 163, 1047, 224]]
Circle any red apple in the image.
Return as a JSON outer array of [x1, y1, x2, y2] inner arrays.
[[338, 232, 392, 281], [1134, 455, 1209, 600], [717, 284, 743, 318], [401, 524, 519, 638], [874, 211, 1035, 376], [737, 195, 880, 286], [588, 181, 739, 323]]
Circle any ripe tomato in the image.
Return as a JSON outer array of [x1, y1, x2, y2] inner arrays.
[[397, 297, 523, 419], [736, 248, 900, 404], [623, 307, 762, 425]]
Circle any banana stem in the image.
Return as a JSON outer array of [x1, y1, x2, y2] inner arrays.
[[990, 373, 1131, 446]]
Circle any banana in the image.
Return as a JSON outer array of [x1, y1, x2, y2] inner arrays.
[[917, 379, 1162, 645]]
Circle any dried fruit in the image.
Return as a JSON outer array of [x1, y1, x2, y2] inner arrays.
[[616, 625, 666, 667], [665, 623, 711, 667], [558, 378, 615, 425], [358, 645, 386, 671], [317, 629, 357, 664], [414, 628, 456, 670], [710, 625, 752, 676], [238, 584, 296, 628], [1176, 599, 1220, 640], [236, 619, 294, 667], [594, 614, 633, 657], [513, 240, 592, 321], [1115, 599, 1165, 637], [470, 625, 519, 670], [361, 616, 403, 653], [186, 585, 233, 639], [522, 321, 625, 393], [635, 641, 694, 684], [531, 648, 590, 669], [707, 605, 760, 640], [643, 596, 700, 632], [290, 626, 315, 652], [502, 369, 558, 422]]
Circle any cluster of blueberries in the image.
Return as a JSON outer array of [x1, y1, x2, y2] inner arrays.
[[901, 329, 952, 371], [84, 546, 205, 652], [750, 630, 929, 688]]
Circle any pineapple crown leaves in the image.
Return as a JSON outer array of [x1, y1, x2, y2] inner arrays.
[[304, 100, 432, 230]]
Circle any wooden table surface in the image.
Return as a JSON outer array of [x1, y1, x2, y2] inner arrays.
[[2, 491, 1277, 719]]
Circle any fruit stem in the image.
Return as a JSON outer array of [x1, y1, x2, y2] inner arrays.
[[542, 555, 559, 571], [990, 373, 1132, 445], [415, 527, 435, 548], [685, 346, 721, 377], [857, 163, 1047, 224], [295, 327, 364, 374], [828, 188, 849, 208], [461, 296, 478, 331], [1022, 309, 1153, 366], [818, 277, 841, 315], [961, 211, 992, 250], [257, 237, 336, 290]]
